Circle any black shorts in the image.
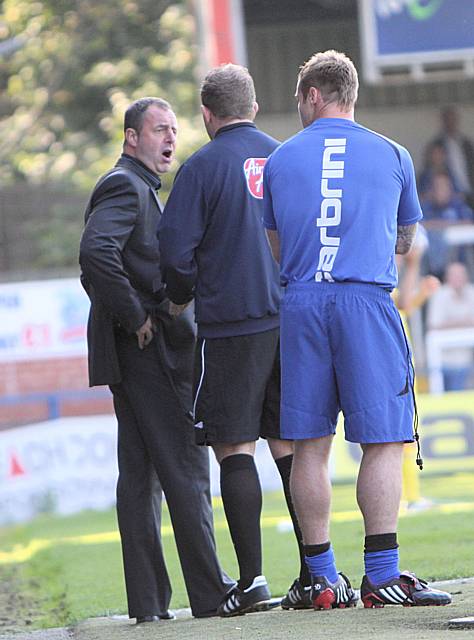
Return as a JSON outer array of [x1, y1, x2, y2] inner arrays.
[[193, 328, 282, 445]]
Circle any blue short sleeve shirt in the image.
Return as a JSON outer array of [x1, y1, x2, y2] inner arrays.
[[263, 118, 422, 289]]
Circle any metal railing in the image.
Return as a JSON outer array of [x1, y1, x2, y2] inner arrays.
[[426, 328, 474, 393]]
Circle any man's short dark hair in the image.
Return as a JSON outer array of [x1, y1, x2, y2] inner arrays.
[[298, 50, 358, 112], [124, 97, 171, 133], [201, 64, 256, 119]]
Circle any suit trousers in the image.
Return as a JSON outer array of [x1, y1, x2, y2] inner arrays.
[[110, 329, 229, 618]]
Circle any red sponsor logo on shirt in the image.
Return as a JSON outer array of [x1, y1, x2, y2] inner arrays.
[[243, 157, 267, 199]]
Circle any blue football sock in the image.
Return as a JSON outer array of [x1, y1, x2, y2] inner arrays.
[[364, 548, 400, 586], [305, 546, 339, 584]]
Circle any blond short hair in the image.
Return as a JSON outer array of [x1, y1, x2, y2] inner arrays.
[[298, 50, 358, 111]]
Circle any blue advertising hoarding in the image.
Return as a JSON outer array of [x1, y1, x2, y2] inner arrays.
[[359, 0, 474, 81]]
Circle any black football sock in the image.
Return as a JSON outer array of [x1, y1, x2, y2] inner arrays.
[[364, 533, 400, 585], [220, 453, 262, 590], [274, 454, 311, 587]]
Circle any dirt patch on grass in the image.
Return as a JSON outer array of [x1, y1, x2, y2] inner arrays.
[[0, 565, 40, 633], [0, 564, 69, 635]]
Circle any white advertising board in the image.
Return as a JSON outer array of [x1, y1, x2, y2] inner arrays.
[[0, 278, 89, 362], [0, 416, 283, 525], [0, 416, 118, 524], [3, 399, 473, 524]]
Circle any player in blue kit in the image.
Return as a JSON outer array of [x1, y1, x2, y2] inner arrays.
[[263, 50, 451, 610]]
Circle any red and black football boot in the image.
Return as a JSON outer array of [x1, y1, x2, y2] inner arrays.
[[311, 573, 359, 610], [361, 571, 452, 608]]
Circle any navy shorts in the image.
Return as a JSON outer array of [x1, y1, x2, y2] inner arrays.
[[193, 328, 282, 445], [280, 282, 415, 444]]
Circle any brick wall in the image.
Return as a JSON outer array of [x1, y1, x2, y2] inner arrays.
[[0, 356, 113, 429]]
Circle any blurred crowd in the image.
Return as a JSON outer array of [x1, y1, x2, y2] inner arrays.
[[401, 106, 474, 392]]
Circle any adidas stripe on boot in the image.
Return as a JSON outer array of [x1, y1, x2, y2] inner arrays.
[[312, 573, 359, 610], [361, 572, 452, 608], [217, 576, 273, 617]]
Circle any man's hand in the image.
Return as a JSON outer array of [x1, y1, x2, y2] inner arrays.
[[169, 301, 191, 317], [420, 275, 440, 299], [136, 315, 154, 349]]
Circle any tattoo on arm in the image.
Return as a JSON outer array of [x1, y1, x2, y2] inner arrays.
[[396, 223, 417, 255]]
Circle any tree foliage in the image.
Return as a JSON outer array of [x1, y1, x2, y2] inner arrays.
[[0, 0, 207, 192], [0, 0, 209, 271]]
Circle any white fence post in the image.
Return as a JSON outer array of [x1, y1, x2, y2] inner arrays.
[[425, 328, 474, 394]]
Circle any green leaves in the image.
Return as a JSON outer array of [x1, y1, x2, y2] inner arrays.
[[0, 0, 205, 189], [0, 0, 207, 269]]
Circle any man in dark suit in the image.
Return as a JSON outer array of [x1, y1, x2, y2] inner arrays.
[[79, 97, 231, 623]]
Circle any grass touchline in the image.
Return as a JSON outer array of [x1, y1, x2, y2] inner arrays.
[[1, 499, 473, 565]]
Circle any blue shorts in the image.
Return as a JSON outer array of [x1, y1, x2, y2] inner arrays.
[[280, 282, 415, 444]]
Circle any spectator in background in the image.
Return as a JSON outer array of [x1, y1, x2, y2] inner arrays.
[[417, 141, 461, 202], [427, 262, 474, 391], [421, 172, 473, 278], [429, 106, 474, 207], [396, 227, 440, 318], [395, 227, 440, 512], [422, 172, 473, 224]]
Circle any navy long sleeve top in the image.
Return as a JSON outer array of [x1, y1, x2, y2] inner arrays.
[[159, 122, 281, 338]]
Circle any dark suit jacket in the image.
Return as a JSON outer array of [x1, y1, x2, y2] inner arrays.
[[79, 154, 194, 396]]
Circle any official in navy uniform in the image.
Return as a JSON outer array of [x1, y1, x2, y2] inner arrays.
[[159, 66, 311, 616]]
